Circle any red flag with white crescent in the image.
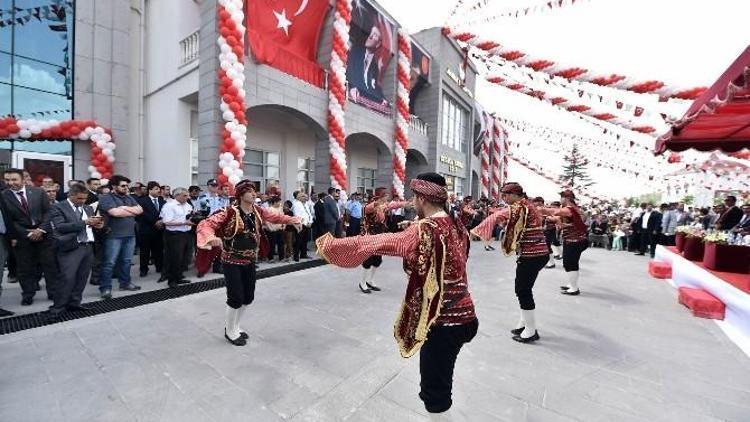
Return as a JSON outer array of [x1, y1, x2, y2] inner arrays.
[[246, 0, 330, 87]]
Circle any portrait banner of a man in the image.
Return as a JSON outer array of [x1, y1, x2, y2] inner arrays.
[[346, 0, 395, 115]]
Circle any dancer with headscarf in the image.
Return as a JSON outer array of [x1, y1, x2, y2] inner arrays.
[[471, 183, 549, 343], [197, 180, 302, 346], [549, 190, 589, 295], [358, 187, 409, 294], [317, 173, 478, 418]]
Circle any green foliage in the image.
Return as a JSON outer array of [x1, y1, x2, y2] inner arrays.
[[559, 144, 593, 190]]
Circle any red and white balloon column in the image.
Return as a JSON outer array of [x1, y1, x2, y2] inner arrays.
[[500, 120, 509, 186], [491, 117, 502, 200], [216, 0, 247, 186], [327, 0, 353, 192], [480, 113, 491, 198], [392, 29, 411, 200], [0, 117, 114, 181]]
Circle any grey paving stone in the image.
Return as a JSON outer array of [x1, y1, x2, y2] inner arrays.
[[0, 248, 749, 421]]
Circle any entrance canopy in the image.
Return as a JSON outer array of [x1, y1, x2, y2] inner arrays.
[[656, 46, 750, 153]]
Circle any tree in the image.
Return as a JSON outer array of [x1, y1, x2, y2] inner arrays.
[[681, 195, 695, 206], [559, 144, 593, 190]]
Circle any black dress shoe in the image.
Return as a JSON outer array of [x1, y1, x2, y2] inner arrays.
[[561, 289, 580, 296], [139, 270, 148, 277], [239, 331, 249, 340], [89, 280, 100, 286], [176, 278, 191, 285], [67, 305, 92, 312], [300, 255, 311, 259], [157, 276, 166, 283], [560, 286, 570, 290], [358, 284, 372, 294], [21, 297, 33, 306], [634, 252, 645, 256], [293, 256, 299, 262], [366, 283, 381, 292], [120, 284, 142, 291], [510, 327, 524, 335], [224, 330, 247, 346], [512, 331, 540, 343], [0, 308, 14, 317], [554, 255, 562, 260]]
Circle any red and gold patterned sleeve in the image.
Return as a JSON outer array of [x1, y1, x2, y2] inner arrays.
[[470, 209, 508, 241], [259, 205, 301, 225], [388, 201, 410, 210], [197, 209, 228, 249], [316, 224, 419, 268]]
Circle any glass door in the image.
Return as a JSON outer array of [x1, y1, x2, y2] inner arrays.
[[12, 151, 72, 187]]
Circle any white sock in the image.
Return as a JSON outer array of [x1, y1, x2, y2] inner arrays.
[[515, 310, 525, 330], [521, 309, 536, 338], [427, 409, 453, 421], [553, 245, 562, 256], [237, 306, 247, 334], [360, 269, 370, 289], [546, 253, 555, 266], [567, 271, 580, 292], [368, 268, 378, 287], [225, 306, 240, 340]]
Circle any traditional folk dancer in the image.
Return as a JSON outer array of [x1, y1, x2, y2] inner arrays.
[[532, 197, 557, 269], [358, 187, 410, 294], [549, 190, 589, 296], [471, 183, 549, 343], [197, 180, 301, 346], [548, 201, 563, 260], [317, 173, 478, 417]]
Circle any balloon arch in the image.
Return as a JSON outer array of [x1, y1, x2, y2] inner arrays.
[[0, 117, 115, 181]]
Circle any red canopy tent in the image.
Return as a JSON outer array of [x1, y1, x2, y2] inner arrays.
[[656, 46, 750, 153]]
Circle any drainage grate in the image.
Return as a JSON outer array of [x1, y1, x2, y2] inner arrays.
[[0, 259, 327, 335]]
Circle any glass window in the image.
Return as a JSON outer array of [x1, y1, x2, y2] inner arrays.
[[440, 94, 468, 152], [0, 83, 10, 117], [455, 177, 464, 196], [297, 157, 315, 194], [356, 168, 376, 195], [0, 53, 11, 84], [244, 149, 282, 193], [11, 85, 70, 118], [14, 0, 73, 68], [13, 56, 67, 94]]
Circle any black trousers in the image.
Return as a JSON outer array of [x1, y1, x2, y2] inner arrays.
[[51, 244, 93, 314], [543, 230, 558, 253], [294, 226, 311, 259], [266, 230, 283, 260], [163, 231, 192, 284], [138, 229, 164, 273], [419, 319, 479, 413], [14, 239, 58, 300], [224, 262, 257, 309], [515, 255, 548, 310], [346, 217, 361, 237], [639, 231, 657, 257], [362, 255, 383, 269], [563, 240, 588, 272]]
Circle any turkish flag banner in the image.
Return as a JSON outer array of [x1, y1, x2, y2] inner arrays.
[[246, 0, 330, 87]]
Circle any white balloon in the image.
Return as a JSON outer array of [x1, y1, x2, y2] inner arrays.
[[78, 132, 88, 140], [226, 52, 238, 63], [107, 142, 116, 150], [94, 127, 105, 135], [19, 129, 31, 138], [84, 127, 95, 136], [87, 165, 96, 173], [220, 44, 231, 54], [230, 131, 242, 141], [224, 122, 235, 131], [106, 155, 115, 163], [235, 140, 246, 150], [232, 79, 243, 89], [222, 111, 235, 121], [220, 102, 229, 112], [229, 160, 240, 169], [237, 125, 247, 134], [228, 175, 240, 185], [221, 152, 234, 161], [96, 140, 106, 148], [220, 61, 231, 71], [92, 172, 102, 179], [102, 148, 113, 157], [222, 167, 233, 176]]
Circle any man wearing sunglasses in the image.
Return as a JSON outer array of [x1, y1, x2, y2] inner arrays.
[[97, 175, 144, 299]]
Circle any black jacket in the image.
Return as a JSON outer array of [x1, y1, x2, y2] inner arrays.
[[136, 195, 166, 234], [0, 187, 52, 240], [47, 201, 96, 252], [718, 206, 743, 230], [636, 211, 662, 234]]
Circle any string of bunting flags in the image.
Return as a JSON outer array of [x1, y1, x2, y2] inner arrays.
[[509, 154, 608, 202], [443, 27, 707, 101], [453, 0, 592, 26], [0, 2, 70, 28]]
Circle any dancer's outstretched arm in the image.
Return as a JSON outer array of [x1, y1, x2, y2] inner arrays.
[[470, 209, 509, 241], [316, 224, 419, 268]]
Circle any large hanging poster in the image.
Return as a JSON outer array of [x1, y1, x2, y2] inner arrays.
[[346, 0, 394, 115]]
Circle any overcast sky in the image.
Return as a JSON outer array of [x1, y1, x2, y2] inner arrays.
[[376, 0, 749, 199]]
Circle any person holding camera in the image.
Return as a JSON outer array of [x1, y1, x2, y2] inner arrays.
[[159, 188, 194, 288]]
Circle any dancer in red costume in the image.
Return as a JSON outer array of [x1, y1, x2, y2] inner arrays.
[[197, 180, 301, 346], [317, 173, 478, 417], [358, 187, 410, 293], [471, 183, 549, 343], [549, 190, 588, 295]]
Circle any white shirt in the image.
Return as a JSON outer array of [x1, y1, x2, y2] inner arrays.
[[641, 211, 652, 230], [68, 199, 95, 242], [160, 201, 193, 232], [11, 187, 28, 205], [292, 200, 313, 227]]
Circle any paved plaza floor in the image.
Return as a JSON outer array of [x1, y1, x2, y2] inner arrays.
[[1, 246, 749, 421]]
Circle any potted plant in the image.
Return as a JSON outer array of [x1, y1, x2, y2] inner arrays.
[[675, 226, 691, 252], [681, 227, 705, 261], [703, 232, 750, 274]]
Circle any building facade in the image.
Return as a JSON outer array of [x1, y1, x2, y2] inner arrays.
[[2, 0, 488, 198]]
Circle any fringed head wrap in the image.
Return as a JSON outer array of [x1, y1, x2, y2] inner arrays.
[[234, 179, 256, 201], [500, 182, 525, 196], [410, 179, 448, 204]]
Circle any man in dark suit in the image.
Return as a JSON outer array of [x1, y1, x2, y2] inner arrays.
[[635, 203, 662, 258], [323, 187, 341, 237], [732, 204, 750, 236], [136, 181, 166, 279], [716, 195, 743, 230], [313, 192, 326, 240], [46, 184, 104, 321], [85, 177, 100, 205], [347, 23, 386, 105], [1, 168, 58, 305]]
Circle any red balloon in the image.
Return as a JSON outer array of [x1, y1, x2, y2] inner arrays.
[[225, 19, 236, 30], [226, 36, 238, 47], [70, 125, 82, 135], [219, 10, 230, 21], [6, 124, 19, 134], [231, 147, 241, 156], [227, 86, 238, 96], [220, 27, 231, 38], [0, 130, 7, 138]]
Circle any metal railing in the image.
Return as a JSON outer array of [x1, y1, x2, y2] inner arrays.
[[409, 114, 428, 136], [179, 30, 200, 66]]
